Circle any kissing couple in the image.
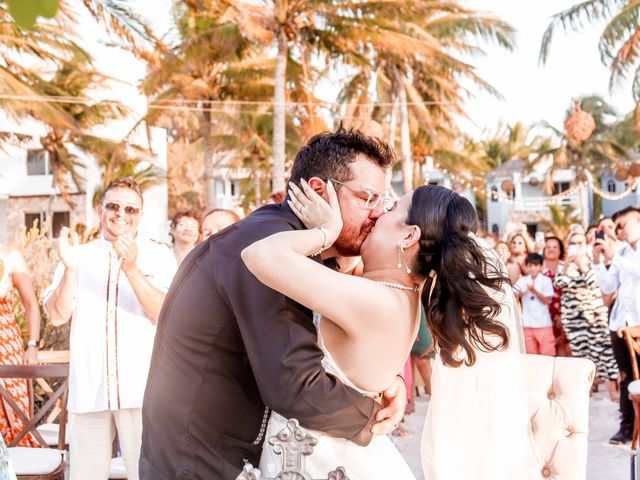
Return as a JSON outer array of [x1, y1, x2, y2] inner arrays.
[[140, 127, 530, 480]]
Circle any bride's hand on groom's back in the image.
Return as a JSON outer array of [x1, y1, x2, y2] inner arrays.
[[288, 179, 343, 242], [370, 376, 407, 436]]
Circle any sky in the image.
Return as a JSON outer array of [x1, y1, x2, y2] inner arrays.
[[79, 0, 637, 141]]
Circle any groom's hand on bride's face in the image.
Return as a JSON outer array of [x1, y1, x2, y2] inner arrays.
[[370, 376, 407, 435]]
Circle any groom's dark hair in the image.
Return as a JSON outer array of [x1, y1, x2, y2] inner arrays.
[[289, 124, 395, 186]]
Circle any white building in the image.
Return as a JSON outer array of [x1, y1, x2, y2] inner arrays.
[[599, 168, 640, 217], [0, 116, 169, 244], [485, 159, 592, 236], [390, 158, 476, 205]]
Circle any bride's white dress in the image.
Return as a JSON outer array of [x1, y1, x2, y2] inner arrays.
[[421, 237, 531, 479], [259, 314, 416, 479]]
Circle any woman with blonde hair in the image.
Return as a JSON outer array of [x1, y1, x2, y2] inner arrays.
[[506, 233, 531, 284]]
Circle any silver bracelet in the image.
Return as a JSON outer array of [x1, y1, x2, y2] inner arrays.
[[309, 227, 329, 257]]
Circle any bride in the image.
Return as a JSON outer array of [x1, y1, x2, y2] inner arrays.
[[242, 181, 529, 479]]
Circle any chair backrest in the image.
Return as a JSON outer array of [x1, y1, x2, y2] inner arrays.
[[525, 355, 595, 480], [624, 330, 640, 381], [0, 364, 69, 450]]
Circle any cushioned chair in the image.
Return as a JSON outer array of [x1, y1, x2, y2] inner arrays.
[[0, 364, 68, 480], [621, 330, 640, 449], [525, 355, 595, 480]]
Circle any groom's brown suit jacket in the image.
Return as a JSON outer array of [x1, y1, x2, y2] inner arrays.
[[139, 203, 380, 480]]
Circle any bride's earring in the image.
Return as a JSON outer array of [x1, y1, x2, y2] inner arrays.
[[397, 242, 412, 275]]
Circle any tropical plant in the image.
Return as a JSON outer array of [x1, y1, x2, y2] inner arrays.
[[535, 96, 633, 181], [533, 95, 634, 225], [141, 1, 273, 209], [221, 0, 344, 194], [539, 204, 581, 239], [539, 1, 640, 132], [334, 1, 516, 192], [1, 0, 162, 200]]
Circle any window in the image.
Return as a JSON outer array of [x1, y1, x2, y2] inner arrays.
[[490, 186, 499, 202], [25, 212, 46, 231], [607, 180, 617, 193], [52, 212, 70, 238], [231, 182, 236, 196], [26, 149, 50, 175], [552, 182, 571, 195]]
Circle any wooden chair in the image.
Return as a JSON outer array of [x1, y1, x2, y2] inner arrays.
[[622, 330, 640, 450], [0, 364, 68, 480]]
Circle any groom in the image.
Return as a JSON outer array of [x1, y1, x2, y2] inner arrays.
[[139, 126, 405, 479]]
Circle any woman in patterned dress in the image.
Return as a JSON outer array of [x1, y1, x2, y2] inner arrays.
[[553, 232, 618, 398], [0, 245, 40, 447], [542, 236, 572, 357]]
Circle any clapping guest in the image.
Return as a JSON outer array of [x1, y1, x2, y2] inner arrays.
[[43, 178, 176, 479], [201, 209, 241, 238], [542, 236, 571, 357], [170, 209, 200, 265], [553, 231, 618, 397], [0, 245, 40, 447]]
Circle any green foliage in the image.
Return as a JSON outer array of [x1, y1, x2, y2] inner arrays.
[[540, 204, 581, 239], [6, 0, 58, 29]]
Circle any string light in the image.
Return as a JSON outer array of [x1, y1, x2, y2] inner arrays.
[[420, 156, 639, 206]]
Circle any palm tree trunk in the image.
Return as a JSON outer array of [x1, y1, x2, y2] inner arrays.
[[386, 94, 398, 195], [394, 66, 412, 193], [202, 108, 216, 209], [253, 155, 262, 206], [272, 29, 288, 193]]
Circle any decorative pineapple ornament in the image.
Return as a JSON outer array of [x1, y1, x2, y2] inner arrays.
[[564, 100, 596, 142], [501, 179, 515, 194], [615, 165, 630, 181]]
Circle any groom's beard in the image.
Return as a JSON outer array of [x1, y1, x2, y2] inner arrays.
[[333, 220, 375, 257]]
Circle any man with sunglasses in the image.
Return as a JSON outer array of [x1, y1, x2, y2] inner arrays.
[[592, 205, 640, 445], [140, 126, 407, 480], [43, 177, 176, 480]]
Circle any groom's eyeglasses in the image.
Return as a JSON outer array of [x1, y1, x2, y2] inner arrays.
[[328, 179, 395, 212]]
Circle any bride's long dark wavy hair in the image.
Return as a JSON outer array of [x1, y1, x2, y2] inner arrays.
[[407, 185, 509, 367]]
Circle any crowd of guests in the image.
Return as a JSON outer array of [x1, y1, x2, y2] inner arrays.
[[477, 207, 640, 445], [0, 173, 638, 478]]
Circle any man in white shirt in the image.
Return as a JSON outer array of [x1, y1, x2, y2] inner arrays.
[[593, 205, 640, 445], [43, 178, 176, 479], [514, 253, 556, 356]]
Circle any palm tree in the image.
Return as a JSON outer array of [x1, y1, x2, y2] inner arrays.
[[221, 0, 353, 193], [539, 1, 640, 132], [533, 95, 634, 226], [335, 2, 516, 192], [1, 0, 162, 198], [0, 3, 87, 130], [540, 204, 581, 239], [141, 1, 272, 208]]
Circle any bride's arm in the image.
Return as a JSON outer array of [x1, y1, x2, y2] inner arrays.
[[241, 182, 401, 337]]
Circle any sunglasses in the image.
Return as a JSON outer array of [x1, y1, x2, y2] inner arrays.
[[104, 202, 140, 216]]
